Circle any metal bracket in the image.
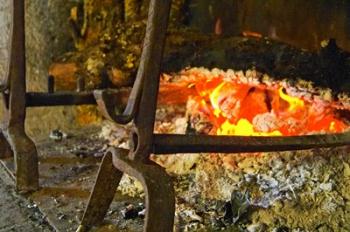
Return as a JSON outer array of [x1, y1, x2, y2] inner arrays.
[[77, 148, 175, 232]]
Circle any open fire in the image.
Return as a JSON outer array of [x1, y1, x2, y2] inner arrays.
[[160, 68, 349, 136]]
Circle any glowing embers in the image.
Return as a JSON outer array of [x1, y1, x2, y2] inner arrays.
[[182, 69, 349, 136]]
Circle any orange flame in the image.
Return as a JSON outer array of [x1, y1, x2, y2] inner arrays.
[[209, 82, 227, 117], [195, 77, 348, 136], [217, 119, 282, 136], [278, 87, 304, 112]]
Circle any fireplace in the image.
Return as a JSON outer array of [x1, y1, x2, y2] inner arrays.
[[1, 0, 350, 231], [74, 1, 350, 232]]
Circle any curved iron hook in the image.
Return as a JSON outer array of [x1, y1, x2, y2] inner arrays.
[[77, 148, 175, 232]]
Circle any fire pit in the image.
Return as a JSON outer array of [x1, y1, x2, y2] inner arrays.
[[75, 1, 350, 232]]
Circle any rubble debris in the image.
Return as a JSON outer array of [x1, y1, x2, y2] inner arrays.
[[57, 212, 67, 221], [246, 223, 267, 232], [228, 190, 251, 224], [49, 129, 68, 141], [121, 203, 145, 220]]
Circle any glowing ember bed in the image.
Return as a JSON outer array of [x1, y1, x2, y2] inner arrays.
[[160, 67, 350, 137]]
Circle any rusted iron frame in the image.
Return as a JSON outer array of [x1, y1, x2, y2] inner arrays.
[[152, 133, 350, 154], [79, 1, 175, 232], [129, 0, 172, 161], [2, 90, 127, 107], [0, 0, 130, 193], [112, 148, 175, 231], [0, 0, 39, 192], [77, 148, 175, 232]]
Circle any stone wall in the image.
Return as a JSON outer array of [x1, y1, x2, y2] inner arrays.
[[0, 0, 84, 139]]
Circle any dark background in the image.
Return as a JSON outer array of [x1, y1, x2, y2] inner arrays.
[[187, 0, 350, 51]]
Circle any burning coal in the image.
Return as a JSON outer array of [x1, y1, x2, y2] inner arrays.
[[160, 68, 350, 136]]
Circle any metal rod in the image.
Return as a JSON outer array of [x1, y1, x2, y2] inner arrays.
[[5, 0, 40, 192], [47, 75, 55, 93], [131, 0, 172, 160], [76, 76, 85, 92], [25, 92, 96, 107], [152, 133, 350, 154], [100, 69, 110, 89]]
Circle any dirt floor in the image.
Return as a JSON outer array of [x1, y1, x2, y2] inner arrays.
[[0, 164, 53, 231], [0, 126, 145, 232]]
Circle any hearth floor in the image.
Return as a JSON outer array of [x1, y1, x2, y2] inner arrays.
[[0, 165, 53, 231], [0, 126, 144, 232]]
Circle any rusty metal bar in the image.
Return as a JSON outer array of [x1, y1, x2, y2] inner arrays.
[[79, 1, 175, 231], [47, 75, 55, 93], [112, 148, 175, 231], [3, 89, 128, 107], [131, 0, 172, 161], [77, 76, 86, 92], [152, 132, 350, 154], [79, 150, 124, 230], [4, 0, 39, 192], [25, 92, 96, 107]]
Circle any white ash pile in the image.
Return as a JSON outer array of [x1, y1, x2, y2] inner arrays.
[[99, 121, 132, 150]]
